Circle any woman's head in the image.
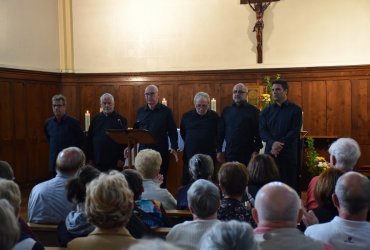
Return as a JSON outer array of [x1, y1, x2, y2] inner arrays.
[[135, 149, 162, 179], [247, 154, 280, 186], [188, 154, 214, 180], [218, 162, 248, 197], [122, 169, 144, 201]]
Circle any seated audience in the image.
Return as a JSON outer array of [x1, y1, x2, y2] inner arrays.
[[306, 138, 361, 210], [305, 172, 370, 249], [166, 179, 220, 249], [0, 160, 15, 180], [67, 171, 138, 250], [28, 147, 85, 224], [0, 199, 20, 250], [128, 238, 183, 250], [176, 154, 214, 210], [199, 220, 259, 250], [57, 165, 100, 247], [0, 179, 44, 250], [217, 162, 253, 225], [253, 182, 331, 250], [135, 149, 176, 210]]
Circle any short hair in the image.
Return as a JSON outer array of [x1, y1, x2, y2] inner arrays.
[[128, 238, 183, 250], [0, 160, 14, 180], [0, 199, 19, 250], [193, 92, 210, 104], [135, 149, 162, 179], [272, 79, 288, 91], [52, 94, 66, 105], [233, 83, 248, 92], [188, 154, 214, 180], [0, 179, 21, 215], [199, 220, 259, 250], [335, 172, 370, 214], [255, 182, 300, 223], [314, 168, 344, 210], [100, 93, 114, 103], [187, 179, 220, 219], [145, 84, 159, 93], [122, 169, 144, 200], [56, 147, 85, 173], [328, 138, 361, 171], [218, 162, 248, 197], [247, 154, 280, 186], [66, 165, 100, 204], [85, 171, 134, 229]]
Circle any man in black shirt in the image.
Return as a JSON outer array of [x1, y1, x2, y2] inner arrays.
[[87, 93, 127, 172], [180, 92, 219, 184], [134, 85, 178, 187], [44, 94, 84, 176], [259, 79, 302, 192], [217, 83, 262, 166]]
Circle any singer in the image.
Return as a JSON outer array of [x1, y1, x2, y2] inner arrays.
[[87, 93, 127, 172]]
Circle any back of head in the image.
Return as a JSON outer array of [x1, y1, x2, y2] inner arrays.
[[188, 154, 214, 180], [255, 182, 300, 224], [128, 238, 183, 250], [56, 147, 85, 173], [328, 138, 361, 171], [85, 170, 133, 229], [0, 161, 14, 180], [314, 168, 344, 210], [218, 162, 248, 197], [123, 169, 144, 200], [0, 199, 20, 250], [0, 179, 21, 215], [335, 171, 370, 214], [135, 149, 162, 179], [199, 220, 259, 250], [66, 165, 100, 204], [247, 154, 280, 186], [187, 179, 220, 219]]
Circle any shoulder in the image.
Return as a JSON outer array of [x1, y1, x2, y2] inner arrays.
[[286, 101, 302, 110]]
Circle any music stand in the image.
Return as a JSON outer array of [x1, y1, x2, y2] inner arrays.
[[106, 129, 156, 168]]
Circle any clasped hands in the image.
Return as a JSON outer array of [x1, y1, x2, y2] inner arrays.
[[271, 141, 284, 157]]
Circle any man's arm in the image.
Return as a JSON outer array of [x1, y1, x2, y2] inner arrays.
[[280, 106, 302, 144]]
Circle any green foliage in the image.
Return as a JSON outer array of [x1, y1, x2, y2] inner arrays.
[[306, 137, 321, 177], [263, 73, 280, 94]]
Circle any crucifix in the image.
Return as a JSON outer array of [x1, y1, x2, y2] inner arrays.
[[241, 0, 280, 63]]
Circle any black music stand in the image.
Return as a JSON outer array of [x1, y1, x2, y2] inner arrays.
[[106, 129, 155, 168]]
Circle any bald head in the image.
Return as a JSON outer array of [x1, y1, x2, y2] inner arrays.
[[232, 83, 248, 105], [254, 182, 301, 225], [334, 172, 370, 215], [56, 147, 85, 174]]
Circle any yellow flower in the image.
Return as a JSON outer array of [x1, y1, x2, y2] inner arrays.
[[315, 156, 326, 162]]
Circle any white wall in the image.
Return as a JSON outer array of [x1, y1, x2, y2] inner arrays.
[[0, 0, 60, 72]]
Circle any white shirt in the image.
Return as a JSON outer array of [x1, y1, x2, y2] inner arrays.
[[141, 179, 176, 210]]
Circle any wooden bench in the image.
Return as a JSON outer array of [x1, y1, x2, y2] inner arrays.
[[356, 165, 370, 177], [165, 209, 192, 225], [27, 223, 59, 247], [151, 227, 172, 238]]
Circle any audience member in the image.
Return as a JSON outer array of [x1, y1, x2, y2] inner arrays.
[[135, 149, 176, 210], [253, 182, 331, 250], [57, 165, 100, 247], [217, 162, 253, 225], [166, 179, 220, 249], [44, 94, 84, 176], [67, 171, 138, 250], [0, 160, 15, 180], [217, 83, 262, 166], [306, 138, 361, 210], [28, 146, 85, 224], [199, 220, 259, 250], [176, 154, 214, 210], [0, 179, 44, 250], [259, 79, 302, 192], [128, 238, 183, 250], [134, 84, 178, 187], [180, 92, 219, 184], [305, 172, 370, 249], [87, 93, 128, 172], [0, 199, 20, 250]]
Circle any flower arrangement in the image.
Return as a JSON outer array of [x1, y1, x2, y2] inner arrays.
[[306, 137, 330, 176], [260, 74, 280, 110]]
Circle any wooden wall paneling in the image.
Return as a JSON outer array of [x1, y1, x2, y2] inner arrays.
[[219, 83, 234, 113], [351, 79, 369, 144], [287, 81, 302, 107], [117, 85, 135, 127], [357, 144, 370, 167], [0, 81, 13, 140], [80, 85, 99, 127], [61, 85, 80, 119], [0, 141, 14, 174], [326, 80, 351, 137], [177, 84, 195, 125], [302, 81, 327, 136], [25, 84, 44, 140]]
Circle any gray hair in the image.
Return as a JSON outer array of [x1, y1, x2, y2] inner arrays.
[[128, 239, 183, 250], [0, 179, 21, 215], [193, 92, 210, 104], [187, 179, 220, 218], [335, 172, 370, 214], [188, 154, 214, 180], [135, 149, 162, 179], [0, 199, 19, 250], [255, 182, 300, 223], [199, 220, 259, 250], [0, 161, 14, 180], [52, 94, 66, 105], [328, 138, 361, 171], [100, 93, 114, 103], [56, 147, 85, 173]]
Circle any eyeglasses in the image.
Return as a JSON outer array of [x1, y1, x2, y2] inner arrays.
[[195, 104, 209, 108], [52, 104, 65, 108], [144, 92, 156, 96], [233, 90, 246, 94]]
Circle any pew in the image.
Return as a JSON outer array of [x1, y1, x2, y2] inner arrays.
[[27, 223, 59, 247]]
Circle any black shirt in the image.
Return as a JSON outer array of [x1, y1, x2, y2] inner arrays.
[[180, 109, 219, 161], [87, 111, 127, 170], [44, 115, 84, 172]]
